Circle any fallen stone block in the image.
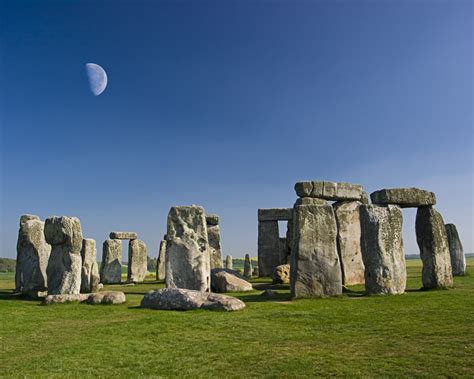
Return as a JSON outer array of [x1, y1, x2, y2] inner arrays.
[[42, 291, 126, 305], [212, 271, 253, 292]]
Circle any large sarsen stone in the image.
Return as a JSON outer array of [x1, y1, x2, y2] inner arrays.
[[371, 188, 436, 208], [258, 220, 280, 277], [100, 239, 122, 284], [206, 215, 223, 269], [127, 239, 148, 283], [294, 181, 366, 202], [80, 238, 100, 293], [445, 223, 465, 276]]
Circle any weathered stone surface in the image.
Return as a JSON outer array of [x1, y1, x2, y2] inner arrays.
[[225, 255, 233, 269], [109, 231, 138, 240], [252, 267, 259, 277], [15, 215, 51, 294], [333, 201, 365, 286], [80, 238, 100, 293], [156, 239, 167, 281], [44, 216, 83, 295], [371, 188, 436, 208], [290, 203, 342, 298], [258, 220, 280, 277], [278, 237, 290, 265], [261, 289, 278, 297], [445, 224, 465, 276], [127, 239, 148, 283], [258, 208, 293, 222], [165, 206, 210, 292], [42, 291, 126, 305], [295, 181, 366, 202], [273, 264, 290, 284], [140, 288, 245, 311], [360, 205, 406, 295], [100, 239, 122, 284], [207, 224, 223, 269], [205, 214, 219, 226], [416, 207, 453, 289], [212, 271, 253, 292], [243, 254, 253, 277], [294, 197, 328, 206]]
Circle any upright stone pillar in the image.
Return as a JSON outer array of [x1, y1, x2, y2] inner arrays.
[[128, 239, 148, 283], [15, 215, 51, 295], [100, 239, 122, 284], [44, 216, 83, 295], [243, 254, 252, 277], [206, 214, 223, 269], [156, 237, 167, 281], [278, 237, 289, 265], [165, 205, 211, 292], [290, 201, 342, 298], [445, 224, 465, 276], [258, 221, 280, 277], [360, 205, 406, 295], [333, 201, 365, 285], [81, 238, 100, 293], [416, 207, 453, 289], [225, 255, 233, 269]]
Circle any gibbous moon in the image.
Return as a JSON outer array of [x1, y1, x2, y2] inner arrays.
[[85, 63, 107, 96]]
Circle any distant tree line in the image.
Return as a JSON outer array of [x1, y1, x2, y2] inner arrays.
[[0, 258, 16, 272]]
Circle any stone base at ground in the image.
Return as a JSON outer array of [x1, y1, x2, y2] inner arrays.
[[140, 288, 245, 311], [42, 291, 126, 305]]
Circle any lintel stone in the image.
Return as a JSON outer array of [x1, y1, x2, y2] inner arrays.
[[258, 208, 293, 222], [370, 188, 436, 208]]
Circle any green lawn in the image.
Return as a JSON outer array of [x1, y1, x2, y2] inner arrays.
[[1, 259, 473, 377]]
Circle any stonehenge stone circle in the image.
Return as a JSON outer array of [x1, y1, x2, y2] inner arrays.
[[290, 202, 342, 298], [225, 255, 233, 269], [100, 239, 122, 284], [80, 238, 100, 293], [127, 239, 148, 283], [294, 181, 367, 202], [333, 201, 365, 286], [156, 238, 167, 281], [360, 205, 406, 295], [243, 253, 252, 277], [165, 205, 211, 292], [15, 215, 51, 295], [109, 231, 138, 240], [272, 264, 290, 284], [44, 216, 83, 295], [371, 188, 436, 208], [416, 207, 453, 289], [206, 214, 223, 269], [445, 224, 466, 276]]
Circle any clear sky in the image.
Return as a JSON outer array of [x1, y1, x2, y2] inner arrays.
[[1, 0, 472, 260]]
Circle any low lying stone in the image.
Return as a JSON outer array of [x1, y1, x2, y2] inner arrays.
[[371, 188, 436, 208], [109, 231, 138, 240], [258, 208, 293, 221], [140, 288, 245, 311], [212, 271, 252, 292], [42, 291, 126, 305], [42, 293, 89, 304], [272, 264, 290, 284], [294, 181, 366, 202]]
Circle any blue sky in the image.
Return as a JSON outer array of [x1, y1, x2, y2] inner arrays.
[[1, 0, 472, 260]]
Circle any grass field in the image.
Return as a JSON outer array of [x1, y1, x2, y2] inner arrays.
[[1, 258, 473, 377]]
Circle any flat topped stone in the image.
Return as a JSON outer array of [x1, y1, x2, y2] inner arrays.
[[258, 208, 293, 221], [370, 188, 436, 208], [206, 214, 220, 226], [294, 181, 366, 202], [109, 231, 138, 240]]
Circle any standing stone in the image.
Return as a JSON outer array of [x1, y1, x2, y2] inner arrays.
[[416, 207, 453, 289], [333, 201, 365, 286], [258, 220, 280, 277], [252, 266, 259, 277], [156, 237, 167, 281], [127, 239, 148, 283], [165, 206, 211, 292], [44, 216, 83, 295], [15, 215, 51, 294], [243, 254, 252, 277], [445, 224, 466, 276], [81, 238, 100, 293], [100, 239, 122, 284], [290, 202, 342, 298], [360, 205, 406, 295], [225, 255, 233, 270], [278, 237, 290, 265], [206, 215, 223, 269]]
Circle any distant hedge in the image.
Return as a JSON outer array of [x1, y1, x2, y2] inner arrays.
[[0, 258, 16, 272]]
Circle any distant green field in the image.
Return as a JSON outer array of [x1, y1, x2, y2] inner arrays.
[[0, 258, 473, 377]]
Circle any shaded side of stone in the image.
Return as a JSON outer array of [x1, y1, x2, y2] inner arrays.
[[257, 220, 280, 277], [156, 239, 167, 281], [445, 223, 465, 276], [207, 224, 223, 269], [80, 238, 100, 293]]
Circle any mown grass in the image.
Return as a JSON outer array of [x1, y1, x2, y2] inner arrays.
[[0, 259, 473, 377]]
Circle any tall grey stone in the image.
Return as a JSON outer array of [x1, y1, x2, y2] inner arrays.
[[81, 238, 100, 293], [290, 203, 342, 298], [258, 220, 280, 277], [278, 237, 290, 265], [206, 215, 223, 269], [445, 224, 465, 276], [371, 188, 436, 208], [156, 237, 167, 281], [44, 216, 83, 295], [100, 239, 122, 284], [127, 239, 148, 283], [225, 255, 233, 269], [165, 205, 211, 292], [243, 254, 252, 277], [15, 215, 51, 294], [416, 207, 453, 289], [333, 201, 365, 286], [360, 205, 406, 295]]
